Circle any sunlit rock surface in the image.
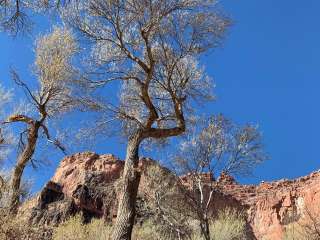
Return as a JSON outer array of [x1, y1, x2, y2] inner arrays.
[[20, 152, 320, 240]]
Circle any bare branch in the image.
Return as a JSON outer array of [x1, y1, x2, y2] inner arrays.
[[4, 114, 34, 125]]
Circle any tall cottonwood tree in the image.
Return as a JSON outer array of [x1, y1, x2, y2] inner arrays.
[[61, 1, 230, 239], [2, 27, 78, 213], [175, 115, 266, 240]]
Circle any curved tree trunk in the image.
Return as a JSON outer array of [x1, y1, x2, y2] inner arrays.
[[111, 131, 143, 240], [9, 123, 39, 214]]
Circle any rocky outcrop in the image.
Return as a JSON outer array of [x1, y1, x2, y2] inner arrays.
[[24, 152, 155, 226], [24, 152, 123, 225], [210, 172, 320, 239], [21, 152, 320, 240]]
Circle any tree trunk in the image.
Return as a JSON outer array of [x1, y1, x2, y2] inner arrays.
[[200, 219, 210, 240], [111, 131, 143, 240], [9, 123, 39, 214]]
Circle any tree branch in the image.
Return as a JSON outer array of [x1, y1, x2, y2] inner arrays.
[[4, 114, 34, 125]]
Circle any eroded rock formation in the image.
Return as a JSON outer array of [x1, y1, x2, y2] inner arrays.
[[20, 152, 320, 240]]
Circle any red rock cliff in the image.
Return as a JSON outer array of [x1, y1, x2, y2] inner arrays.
[[25, 152, 320, 240]]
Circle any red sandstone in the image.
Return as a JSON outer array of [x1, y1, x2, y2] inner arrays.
[[29, 152, 320, 239]]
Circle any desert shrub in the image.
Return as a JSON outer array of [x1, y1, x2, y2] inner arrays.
[[0, 209, 25, 240], [283, 205, 320, 240], [53, 216, 177, 240], [0, 171, 36, 240], [132, 219, 187, 240], [52, 215, 87, 240], [210, 208, 247, 240], [283, 223, 308, 240], [0, 170, 32, 208], [0, 208, 46, 240], [53, 215, 112, 240], [132, 221, 162, 240], [52, 202, 247, 240], [86, 218, 112, 240], [53, 214, 187, 240], [192, 208, 247, 240]]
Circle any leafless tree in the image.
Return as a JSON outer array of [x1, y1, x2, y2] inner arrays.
[[0, 0, 32, 34], [2, 26, 78, 213], [0, 0, 73, 35], [285, 205, 320, 240], [60, 1, 230, 239], [174, 115, 266, 240], [301, 207, 320, 239], [142, 163, 193, 240]]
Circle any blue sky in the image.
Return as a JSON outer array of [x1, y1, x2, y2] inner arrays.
[[1, 0, 320, 191]]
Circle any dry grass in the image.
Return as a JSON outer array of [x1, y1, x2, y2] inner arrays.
[[53, 216, 171, 240], [52, 215, 111, 240], [53, 208, 247, 240], [283, 205, 320, 240], [0, 171, 44, 240], [0, 208, 47, 240], [191, 208, 247, 240]]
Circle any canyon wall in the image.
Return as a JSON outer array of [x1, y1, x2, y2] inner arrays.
[[21, 152, 320, 240]]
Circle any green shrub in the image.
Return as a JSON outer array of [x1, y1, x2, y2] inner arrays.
[[192, 208, 247, 240], [53, 215, 112, 240], [283, 206, 320, 240], [283, 222, 320, 240], [210, 208, 246, 240], [133, 221, 162, 240], [53, 216, 183, 240], [53, 208, 247, 240], [283, 223, 308, 240], [133, 220, 184, 240]]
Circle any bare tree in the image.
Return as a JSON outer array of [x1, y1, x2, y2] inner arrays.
[[300, 207, 320, 239], [0, 0, 32, 34], [1, 26, 78, 213], [175, 115, 266, 240], [142, 163, 193, 240], [0, 0, 73, 35], [285, 205, 320, 240], [60, 1, 230, 239]]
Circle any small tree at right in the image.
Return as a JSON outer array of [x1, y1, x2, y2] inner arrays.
[[284, 205, 320, 240], [175, 115, 266, 240]]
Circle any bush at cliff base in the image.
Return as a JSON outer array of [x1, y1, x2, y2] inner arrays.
[[52, 208, 247, 240]]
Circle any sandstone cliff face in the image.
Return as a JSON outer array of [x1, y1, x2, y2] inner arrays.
[[23, 152, 320, 240], [217, 172, 320, 239]]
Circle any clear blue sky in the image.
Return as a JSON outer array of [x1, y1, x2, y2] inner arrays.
[[1, 0, 320, 191]]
